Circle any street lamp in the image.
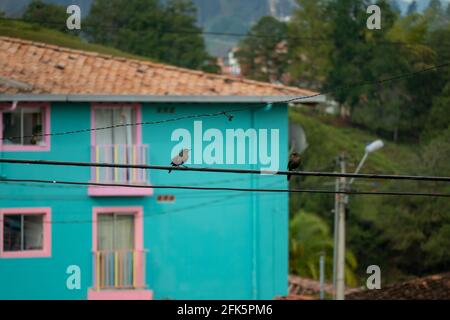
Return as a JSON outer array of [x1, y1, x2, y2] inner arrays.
[[349, 139, 384, 185], [334, 139, 384, 300]]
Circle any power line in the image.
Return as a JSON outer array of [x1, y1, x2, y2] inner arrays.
[[0, 186, 285, 225], [1, 178, 449, 197], [0, 106, 251, 142], [1, 158, 450, 182], [283, 62, 450, 104], [2, 17, 449, 49], [2, 62, 449, 142]]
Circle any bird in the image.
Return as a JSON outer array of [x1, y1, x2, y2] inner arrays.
[[169, 148, 190, 173], [287, 152, 301, 181]]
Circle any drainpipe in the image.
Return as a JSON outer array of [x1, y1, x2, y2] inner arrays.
[[250, 108, 258, 300], [0, 101, 18, 179], [250, 102, 272, 299]]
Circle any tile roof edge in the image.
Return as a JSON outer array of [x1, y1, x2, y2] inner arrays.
[[0, 36, 318, 96]]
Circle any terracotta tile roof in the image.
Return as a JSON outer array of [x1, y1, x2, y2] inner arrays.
[[0, 36, 316, 97], [285, 275, 360, 299], [347, 273, 450, 300]]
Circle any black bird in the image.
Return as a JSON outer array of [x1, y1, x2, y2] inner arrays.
[[287, 152, 301, 181]]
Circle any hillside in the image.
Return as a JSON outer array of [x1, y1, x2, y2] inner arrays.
[[289, 109, 421, 284], [0, 18, 156, 62], [1, 0, 449, 56]]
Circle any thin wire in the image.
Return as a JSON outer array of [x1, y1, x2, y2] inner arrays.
[[1, 178, 449, 197], [0, 180, 286, 224], [1, 62, 449, 142], [0, 106, 253, 141], [1, 159, 449, 182], [2, 17, 450, 49]]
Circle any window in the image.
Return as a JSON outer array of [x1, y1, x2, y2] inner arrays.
[[0, 103, 50, 151], [94, 107, 137, 146], [0, 208, 51, 258], [97, 213, 135, 251]]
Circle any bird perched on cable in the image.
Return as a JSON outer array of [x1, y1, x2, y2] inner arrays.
[[169, 148, 190, 173], [287, 152, 301, 181]]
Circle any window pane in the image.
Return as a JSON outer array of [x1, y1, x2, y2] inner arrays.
[[23, 215, 44, 250], [2, 111, 22, 145], [115, 214, 135, 250], [2, 107, 44, 146], [98, 214, 114, 251], [22, 108, 44, 145], [3, 215, 22, 251], [95, 108, 114, 145]]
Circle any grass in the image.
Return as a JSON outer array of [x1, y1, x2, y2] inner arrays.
[[289, 108, 416, 175], [0, 18, 154, 62]]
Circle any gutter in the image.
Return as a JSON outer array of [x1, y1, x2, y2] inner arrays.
[[0, 94, 326, 104]]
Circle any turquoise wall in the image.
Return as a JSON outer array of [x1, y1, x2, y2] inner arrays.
[[0, 102, 288, 300]]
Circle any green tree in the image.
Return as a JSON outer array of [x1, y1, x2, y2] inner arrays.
[[236, 16, 288, 83], [288, 0, 332, 89], [425, 0, 447, 30], [22, 0, 68, 32], [406, 0, 418, 15], [289, 211, 358, 286], [84, 0, 215, 71], [423, 83, 450, 141], [324, 0, 369, 108]]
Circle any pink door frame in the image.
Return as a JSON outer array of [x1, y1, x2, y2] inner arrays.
[[88, 103, 153, 197], [88, 206, 152, 300]]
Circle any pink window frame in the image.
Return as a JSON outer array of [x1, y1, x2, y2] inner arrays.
[[0, 102, 51, 152], [91, 206, 145, 285], [89, 103, 152, 196], [0, 207, 52, 258]]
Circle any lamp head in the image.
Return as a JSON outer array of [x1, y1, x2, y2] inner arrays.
[[365, 139, 384, 153]]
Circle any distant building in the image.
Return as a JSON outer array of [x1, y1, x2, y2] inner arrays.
[[218, 47, 241, 77]]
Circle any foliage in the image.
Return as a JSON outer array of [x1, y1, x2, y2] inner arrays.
[[407, 0, 418, 15], [22, 0, 68, 32], [236, 16, 288, 83], [287, 0, 332, 89], [0, 18, 157, 61], [83, 0, 216, 71], [289, 210, 358, 286]]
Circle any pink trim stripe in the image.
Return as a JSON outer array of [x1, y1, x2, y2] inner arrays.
[[0, 102, 51, 152], [87, 289, 152, 300], [88, 185, 153, 197], [0, 207, 52, 258]]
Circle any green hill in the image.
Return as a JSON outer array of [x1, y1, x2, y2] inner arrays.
[[289, 109, 422, 284], [290, 109, 415, 175], [0, 18, 155, 62]]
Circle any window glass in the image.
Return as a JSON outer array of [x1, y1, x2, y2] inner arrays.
[[2, 214, 44, 252], [24, 215, 44, 250], [97, 213, 135, 251], [2, 107, 45, 146], [3, 215, 21, 251]]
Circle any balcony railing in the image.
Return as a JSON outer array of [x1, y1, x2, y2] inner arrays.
[[92, 250, 147, 290], [91, 144, 149, 184]]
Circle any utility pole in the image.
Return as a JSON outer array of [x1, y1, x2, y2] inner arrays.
[[336, 153, 346, 300], [333, 141, 384, 300], [319, 253, 325, 300], [332, 157, 340, 298]]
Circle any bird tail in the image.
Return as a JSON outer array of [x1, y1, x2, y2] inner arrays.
[[168, 163, 174, 173], [287, 173, 291, 181]]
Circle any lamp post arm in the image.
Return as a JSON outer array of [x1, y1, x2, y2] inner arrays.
[[349, 152, 369, 185]]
